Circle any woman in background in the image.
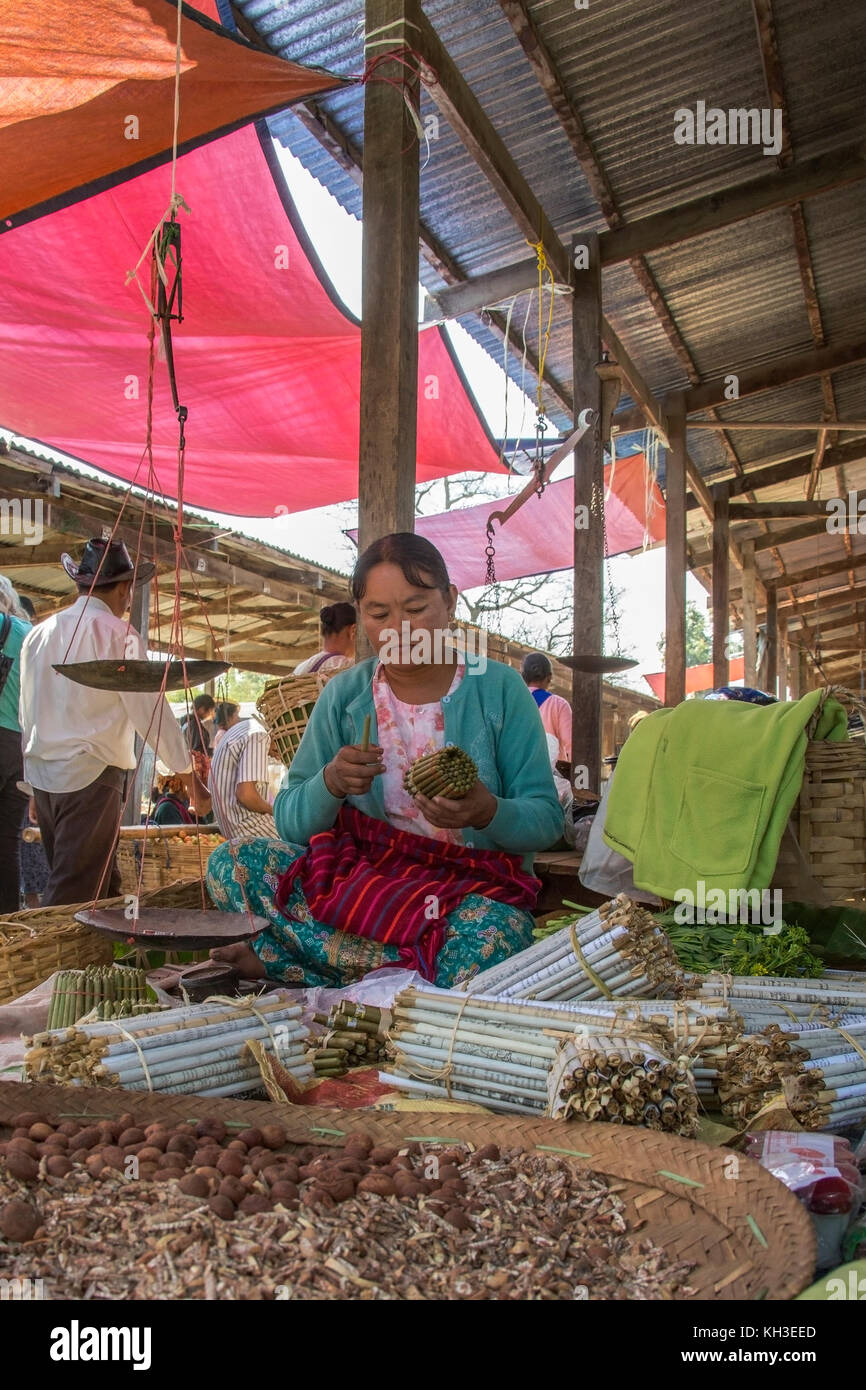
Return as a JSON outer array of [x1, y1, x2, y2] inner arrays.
[[293, 602, 356, 682], [151, 772, 194, 826], [0, 577, 31, 912]]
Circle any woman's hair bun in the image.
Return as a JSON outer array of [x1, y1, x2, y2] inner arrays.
[[320, 602, 357, 636]]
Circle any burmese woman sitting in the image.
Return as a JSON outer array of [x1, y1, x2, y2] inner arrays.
[[206, 533, 562, 989]]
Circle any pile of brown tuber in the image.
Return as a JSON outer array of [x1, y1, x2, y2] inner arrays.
[[0, 1108, 500, 1238]]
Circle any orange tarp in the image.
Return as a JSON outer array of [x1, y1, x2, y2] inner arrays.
[[0, 0, 342, 224], [643, 657, 746, 701]]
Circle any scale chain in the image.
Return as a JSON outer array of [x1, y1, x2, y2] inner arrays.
[[588, 411, 623, 658]]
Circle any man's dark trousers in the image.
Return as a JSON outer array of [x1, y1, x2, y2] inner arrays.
[[34, 765, 125, 905]]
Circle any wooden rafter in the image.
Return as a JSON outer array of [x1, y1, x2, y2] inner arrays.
[[684, 340, 866, 414], [425, 148, 866, 318]]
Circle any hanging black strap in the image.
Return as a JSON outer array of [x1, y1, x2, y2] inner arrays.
[[0, 614, 14, 698]]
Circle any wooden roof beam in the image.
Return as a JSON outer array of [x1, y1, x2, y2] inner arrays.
[[685, 340, 866, 414], [778, 583, 866, 614], [731, 551, 866, 598], [685, 437, 866, 510], [772, 597, 862, 626], [44, 502, 329, 606], [728, 500, 847, 519], [425, 141, 866, 322]]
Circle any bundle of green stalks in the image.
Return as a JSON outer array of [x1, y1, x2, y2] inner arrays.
[[46, 966, 154, 1029], [403, 747, 477, 800], [307, 1000, 385, 1079]]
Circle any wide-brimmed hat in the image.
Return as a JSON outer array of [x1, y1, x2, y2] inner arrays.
[[61, 538, 155, 588]]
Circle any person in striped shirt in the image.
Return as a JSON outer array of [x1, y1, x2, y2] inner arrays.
[[207, 717, 277, 843]]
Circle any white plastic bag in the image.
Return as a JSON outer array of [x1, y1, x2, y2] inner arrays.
[[578, 775, 661, 905]]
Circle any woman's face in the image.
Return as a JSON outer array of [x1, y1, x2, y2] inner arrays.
[[359, 562, 457, 669]]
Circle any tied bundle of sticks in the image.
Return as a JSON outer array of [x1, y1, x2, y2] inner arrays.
[[46, 966, 154, 1029], [380, 986, 674, 1121], [548, 1032, 699, 1134], [24, 993, 312, 1099], [307, 1000, 385, 1078], [403, 746, 478, 799], [619, 999, 743, 1107], [689, 970, 866, 1027], [462, 894, 682, 1002], [718, 1019, 866, 1130]]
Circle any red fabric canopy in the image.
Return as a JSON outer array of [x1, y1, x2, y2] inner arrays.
[[396, 452, 666, 590], [0, 121, 504, 514], [643, 657, 745, 701], [0, 0, 341, 226]]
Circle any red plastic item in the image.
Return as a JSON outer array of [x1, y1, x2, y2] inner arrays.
[[744, 1131, 861, 1216]]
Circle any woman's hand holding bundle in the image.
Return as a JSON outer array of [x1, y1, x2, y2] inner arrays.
[[413, 778, 496, 831]]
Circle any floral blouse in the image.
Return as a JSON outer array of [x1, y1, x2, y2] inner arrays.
[[372, 660, 465, 844]]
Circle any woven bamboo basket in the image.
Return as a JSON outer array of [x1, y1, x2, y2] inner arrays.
[[117, 828, 225, 894], [255, 674, 323, 767], [0, 881, 210, 1006], [0, 1080, 815, 1301], [773, 687, 866, 904]]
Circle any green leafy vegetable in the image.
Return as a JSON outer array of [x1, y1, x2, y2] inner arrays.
[[654, 911, 823, 978]]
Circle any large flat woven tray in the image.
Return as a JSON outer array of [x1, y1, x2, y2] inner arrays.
[[0, 1081, 814, 1301]]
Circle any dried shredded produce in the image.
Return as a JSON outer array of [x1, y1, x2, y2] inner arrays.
[[0, 1131, 695, 1300]]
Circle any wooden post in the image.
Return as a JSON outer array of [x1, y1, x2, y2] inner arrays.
[[664, 393, 686, 707], [203, 632, 217, 699], [765, 586, 778, 696], [712, 485, 730, 689], [788, 638, 801, 699], [123, 579, 151, 827], [777, 614, 788, 700], [742, 539, 757, 687], [571, 232, 604, 792], [358, 0, 420, 554], [799, 647, 809, 696]]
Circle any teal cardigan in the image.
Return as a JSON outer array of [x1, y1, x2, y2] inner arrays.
[[274, 657, 564, 871]]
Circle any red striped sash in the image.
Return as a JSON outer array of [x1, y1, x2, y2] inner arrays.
[[274, 806, 540, 980]]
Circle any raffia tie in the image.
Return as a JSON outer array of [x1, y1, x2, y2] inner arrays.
[[390, 993, 475, 1100], [114, 1023, 155, 1093], [672, 1003, 710, 1058], [833, 1026, 866, 1070], [569, 922, 613, 999], [202, 994, 282, 1055]]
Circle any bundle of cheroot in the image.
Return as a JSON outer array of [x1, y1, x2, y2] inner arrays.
[[403, 746, 478, 800]]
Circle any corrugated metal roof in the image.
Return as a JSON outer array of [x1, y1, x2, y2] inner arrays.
[[234, 0, 866, 548]]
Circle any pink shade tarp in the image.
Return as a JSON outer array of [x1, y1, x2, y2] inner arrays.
[[0, 121, 504, 515], [390, 452, 666, 591]]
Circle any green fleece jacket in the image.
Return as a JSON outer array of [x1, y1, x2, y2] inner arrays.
[[273, 657, 563, 871], [603, 689, 848, 899]]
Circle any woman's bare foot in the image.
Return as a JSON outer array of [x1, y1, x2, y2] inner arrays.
[[210, 942, 266, 979]]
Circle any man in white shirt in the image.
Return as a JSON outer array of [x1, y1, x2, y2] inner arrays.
[[208, 717, 277, 843], [19, 539, 210, 905]]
